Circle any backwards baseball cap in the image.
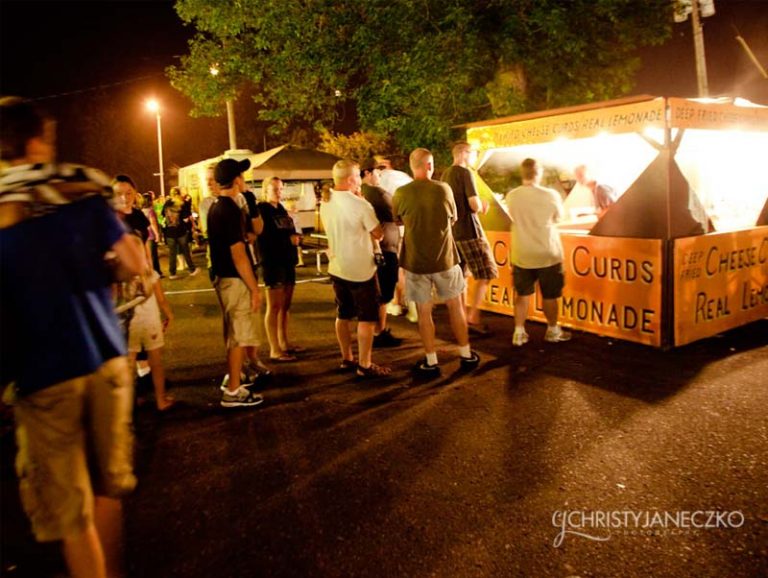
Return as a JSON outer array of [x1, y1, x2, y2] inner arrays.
[[214, 158, 251, 186]]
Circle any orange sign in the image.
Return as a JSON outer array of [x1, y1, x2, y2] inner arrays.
[[467, 99, 665, 149], [674, 227, 768, 346], [473, 232, 664, 346], [669, 98, 768, 131]]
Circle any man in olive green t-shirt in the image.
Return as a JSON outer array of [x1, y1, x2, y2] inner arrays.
[[393, 148, 480, 375]]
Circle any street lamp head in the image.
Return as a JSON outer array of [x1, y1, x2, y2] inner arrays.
[[146, 99, 160, 113]]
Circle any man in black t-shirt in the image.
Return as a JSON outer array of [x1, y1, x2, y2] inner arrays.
[[360, 164, 403, 348], [441, 141, 498, 335], [208, 158, 265, 409]]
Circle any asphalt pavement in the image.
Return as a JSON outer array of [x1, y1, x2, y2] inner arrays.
[[2, 255, 767, 578]]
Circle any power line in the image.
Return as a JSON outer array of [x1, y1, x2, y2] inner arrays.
[[29, 74, 167, 102]]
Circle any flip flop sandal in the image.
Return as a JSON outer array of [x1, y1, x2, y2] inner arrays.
[[270, 353, 298, 362]]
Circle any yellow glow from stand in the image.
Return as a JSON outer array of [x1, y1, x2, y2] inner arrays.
[[145, 99, 160, 114], [676, 129, 768, 231]]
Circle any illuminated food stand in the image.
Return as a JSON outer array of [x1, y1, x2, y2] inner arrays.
[[464, 95, 768, 347]]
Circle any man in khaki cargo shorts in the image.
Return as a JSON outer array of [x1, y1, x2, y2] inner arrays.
[[1, 97, 146, 578]]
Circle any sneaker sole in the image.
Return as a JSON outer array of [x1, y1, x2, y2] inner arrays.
[[221, 396, 264, 408], [414, 365, 440, 376]]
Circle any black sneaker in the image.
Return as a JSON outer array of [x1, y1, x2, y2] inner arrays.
[[373, 329, 403, 348], [459, 351, 480, 370], [414, 358, 440, 376]]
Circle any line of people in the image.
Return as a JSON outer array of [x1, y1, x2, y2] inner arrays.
[[316, 145, 573, 379]]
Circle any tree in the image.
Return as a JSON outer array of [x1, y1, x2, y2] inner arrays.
[[168, 0, 672, 154], [317, 130, 392, 166]]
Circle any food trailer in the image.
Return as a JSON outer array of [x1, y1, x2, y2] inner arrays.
[[463, 95, 768, 347]]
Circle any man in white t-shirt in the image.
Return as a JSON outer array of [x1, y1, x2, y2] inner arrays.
[[504, 158, 572, 346], [374, 155, 412, 198], [319, 159, 391, 378]]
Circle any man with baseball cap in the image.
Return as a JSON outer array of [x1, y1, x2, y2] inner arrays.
[[207, 158, 265, 407]]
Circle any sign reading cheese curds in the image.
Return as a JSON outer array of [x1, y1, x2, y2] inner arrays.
[[473, 232, 664, 346], [674, 227, 768, 346]]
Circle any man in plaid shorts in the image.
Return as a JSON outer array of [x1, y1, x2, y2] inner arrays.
[[441, 141, 498, 335]]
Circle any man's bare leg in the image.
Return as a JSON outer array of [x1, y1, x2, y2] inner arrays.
[[542, 298, 559, 326], [357, 321, 377, 367], [93, 496, 124, 578], [226, 346, 244, 391], [335, 318, 355, 362], [514, 294, 530, 331], [62, 524, 107, 578], [416, 301, 436, 355], [445, 295, 470, 347], [467, 279, 489, 326]]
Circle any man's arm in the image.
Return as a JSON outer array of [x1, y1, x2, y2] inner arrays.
[[369, 224, 384, 242], [250, 215, 264, 236], [443, 183, 458, 225], [465, 170, 488, 215], [112, 233, 147, 277], [230, 241, 261, 311]]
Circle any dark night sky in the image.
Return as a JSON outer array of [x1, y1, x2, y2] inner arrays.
[[1, 0, 767, 185]]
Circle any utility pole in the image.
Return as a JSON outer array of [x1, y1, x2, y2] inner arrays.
[[691, 0, 709, 97]]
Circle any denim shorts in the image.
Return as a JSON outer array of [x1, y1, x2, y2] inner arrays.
[[405, 264, 466, 304]]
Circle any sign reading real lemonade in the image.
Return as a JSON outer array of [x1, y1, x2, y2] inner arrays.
[[476, 231, 664, 346], [674, 227, 768, 346], [468, 99, 665, 149]]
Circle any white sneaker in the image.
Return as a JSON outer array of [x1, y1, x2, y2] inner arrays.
[[544, 326, 572, 343], [386, 302, 403, 316], [136, 364, 151, 378], [406, 302, 419, 323], [512, 331, 529, 346]]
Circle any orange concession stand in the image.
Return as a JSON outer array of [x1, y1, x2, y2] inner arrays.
[[464, 96, 768, 348]]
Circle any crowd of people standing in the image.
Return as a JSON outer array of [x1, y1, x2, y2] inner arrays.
[[1, 94, 573, 578]]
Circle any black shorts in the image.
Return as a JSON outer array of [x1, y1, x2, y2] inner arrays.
[[331, 275, 380, 322], [512, 263, 564, 299], [262, 264, 296, 288], [377, 251, 399, 304]]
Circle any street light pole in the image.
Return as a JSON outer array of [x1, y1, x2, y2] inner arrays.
[[210, 65, 238, 151], [146, 99, 166, 197], [225, 98, 237, 151]]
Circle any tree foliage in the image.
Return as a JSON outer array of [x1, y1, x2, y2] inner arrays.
[[169, 0, 671, 154], [317, 130, 392, 166]]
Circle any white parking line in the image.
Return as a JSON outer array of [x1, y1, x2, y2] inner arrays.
[[164, 276, 330, 296]]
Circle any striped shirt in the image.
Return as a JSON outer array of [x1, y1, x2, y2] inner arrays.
[[0, 162, 114, 221]]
